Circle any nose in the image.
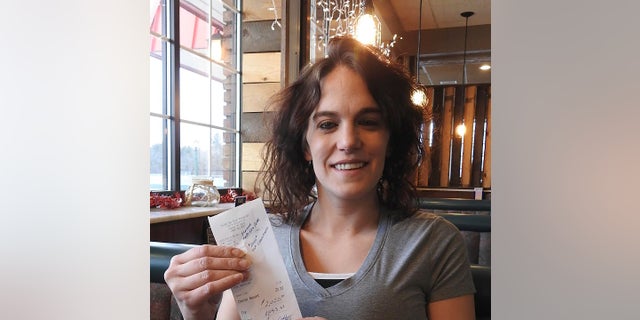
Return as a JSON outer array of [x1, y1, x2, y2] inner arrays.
[[337, 123, 362, 152]]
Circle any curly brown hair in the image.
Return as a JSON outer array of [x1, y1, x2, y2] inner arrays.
[[258, 36, 426, 222]]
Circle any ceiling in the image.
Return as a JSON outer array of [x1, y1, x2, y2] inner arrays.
[[245, 0, 491, 85], [374, 0, 491, 85], [382, 0, 491, 31]]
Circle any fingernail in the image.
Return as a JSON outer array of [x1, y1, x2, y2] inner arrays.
[[239, 258, 252, 268], [232, 248, 246, 257]]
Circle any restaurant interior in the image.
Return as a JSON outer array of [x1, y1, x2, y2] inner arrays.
[[149, 0, 491, 318], [7, 1, 637, 319]]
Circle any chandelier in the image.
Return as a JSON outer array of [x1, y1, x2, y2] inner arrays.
[[313, 0, 396, 56]]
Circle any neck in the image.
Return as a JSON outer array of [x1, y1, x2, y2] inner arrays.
[[305, 196, 381, 235]]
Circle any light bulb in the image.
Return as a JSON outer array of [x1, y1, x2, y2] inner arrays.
[[456, 124, 466, 137], [354, 13, 380, 46], [411, 89, 427, 106]]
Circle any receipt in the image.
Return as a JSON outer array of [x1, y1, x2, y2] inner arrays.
[[208, 198, 302, 320]]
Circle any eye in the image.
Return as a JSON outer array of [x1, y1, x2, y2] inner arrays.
[[358, 117, 383, 128], [318, 120, 337, 130]]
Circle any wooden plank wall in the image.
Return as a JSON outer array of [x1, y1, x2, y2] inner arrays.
[[238, 1, 491, 197], [417, 84, 492, 190], [241, 0, 282, 200]]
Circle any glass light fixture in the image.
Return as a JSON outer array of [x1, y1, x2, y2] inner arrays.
[[411, 88, 427, 106], [314, 0, 389, 56], [354, 0, 381, 47]]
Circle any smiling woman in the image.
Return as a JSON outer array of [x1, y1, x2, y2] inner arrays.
[[262, 36, 425, 221], [163, 36, 475, 320]]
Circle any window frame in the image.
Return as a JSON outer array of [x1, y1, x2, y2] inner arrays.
[[150, 0, 243, 192]]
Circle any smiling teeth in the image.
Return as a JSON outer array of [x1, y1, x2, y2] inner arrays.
[[334, 162, 365, 170]]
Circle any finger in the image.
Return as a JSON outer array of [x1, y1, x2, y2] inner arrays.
[[165, 245, 252, 284], [174, 272, 246, 310], [167, 253, 252, 281], [170, 245, 246, 266], [173, 268, 248, 293]]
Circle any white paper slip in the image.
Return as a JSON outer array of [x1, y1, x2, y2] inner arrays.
[[208, 198, 302, 320]]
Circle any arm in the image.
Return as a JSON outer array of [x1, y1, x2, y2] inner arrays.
[[427, 294, 475, 320], [164, 245, 252, 320], [215, 290, 241, 320]]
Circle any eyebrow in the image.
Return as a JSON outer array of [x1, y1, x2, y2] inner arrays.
[[311, 106, 382, 121]]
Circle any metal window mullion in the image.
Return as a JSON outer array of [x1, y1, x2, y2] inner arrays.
[[170, 0, 181, 191], [179, 44, 239, 75], [235, 0, 243, 187], [208, 0, 214, 178], [180, 118, 239, 133], [161, 0, 169, 190], [150, 112, 173, 119], [218, 0, 240, 14], [150, 31, 174, 44]]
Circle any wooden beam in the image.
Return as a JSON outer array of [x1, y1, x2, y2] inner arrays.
[[243, 52, 281, 83], [242, 142, 265, 171], [429, 87, 444, 186], [482, 86, 492, 188], [439, 87, 454, 187], [244, 0, 282, 22], [471, 85, 489, 186], [461, 86, 476, 187], [242, 82, 280, 112], [449, 86, 465, 186], [416, 87, 435, 187]]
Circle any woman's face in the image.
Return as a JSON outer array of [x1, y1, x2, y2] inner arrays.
[[304, 65, 390, 203]]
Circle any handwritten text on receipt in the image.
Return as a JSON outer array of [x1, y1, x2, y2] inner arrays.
[[208, 198, 302, 320]]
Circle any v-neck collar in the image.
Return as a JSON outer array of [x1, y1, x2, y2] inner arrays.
[[289, 202, 392, 297]]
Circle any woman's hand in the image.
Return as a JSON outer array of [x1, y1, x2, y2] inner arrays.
[[164, 245, 252, 320]]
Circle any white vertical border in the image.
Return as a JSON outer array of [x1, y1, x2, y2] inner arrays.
[[494, 0, 640, 318], [0, 0, 149, 318]]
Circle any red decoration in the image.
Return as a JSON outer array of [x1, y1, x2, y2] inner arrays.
[[220, 189, 257, 203], [150, 192, 183, 209]]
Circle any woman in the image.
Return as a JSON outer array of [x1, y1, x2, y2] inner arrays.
[[164, 36, 476, 320]]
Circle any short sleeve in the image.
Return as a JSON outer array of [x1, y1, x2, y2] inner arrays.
[[428, 218, 476, 302]]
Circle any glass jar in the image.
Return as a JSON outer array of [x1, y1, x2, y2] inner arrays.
[[185, 178, 220, 207]]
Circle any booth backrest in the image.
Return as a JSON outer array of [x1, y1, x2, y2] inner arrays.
[[150, 242, 196, 320], [150, 202, 491, 319], [418, 197, 491, 319]]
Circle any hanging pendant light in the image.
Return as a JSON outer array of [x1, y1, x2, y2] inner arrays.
[[411, 0, 427, 107], [457, 11, 474, 139], [460, 11, 474, 85]]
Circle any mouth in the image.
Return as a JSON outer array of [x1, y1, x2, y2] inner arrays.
[[332, 162, 367, 170]]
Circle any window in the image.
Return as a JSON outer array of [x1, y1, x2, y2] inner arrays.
[[150, 0, 242, 191]]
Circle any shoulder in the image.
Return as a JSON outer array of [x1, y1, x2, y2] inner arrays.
[[394, 210, 459, 232], [386, 209, 463, 245]]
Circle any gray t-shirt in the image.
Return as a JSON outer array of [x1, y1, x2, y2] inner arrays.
[[271, 203, 476, 319]]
